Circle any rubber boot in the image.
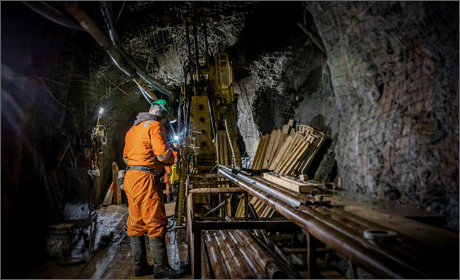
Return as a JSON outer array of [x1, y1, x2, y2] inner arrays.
[[129, 235, 153, 277], [150, 237, 185, 278]]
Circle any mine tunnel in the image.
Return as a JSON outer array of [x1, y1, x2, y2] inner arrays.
[[1, 1, 459, 279]]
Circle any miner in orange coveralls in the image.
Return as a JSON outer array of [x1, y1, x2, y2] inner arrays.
[[123, 100, 184, 278]]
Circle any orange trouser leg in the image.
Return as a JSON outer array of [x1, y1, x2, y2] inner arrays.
[[124, 170, 167, 238]]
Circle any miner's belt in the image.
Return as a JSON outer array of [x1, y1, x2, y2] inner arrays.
[[127, 165, 161, 175]]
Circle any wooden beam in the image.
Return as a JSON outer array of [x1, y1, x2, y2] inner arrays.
[[262, 173, 316, 193], [269, 134, 293, 170], [112, 162, 121, 205]]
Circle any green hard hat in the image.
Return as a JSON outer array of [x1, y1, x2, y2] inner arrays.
[[151, 99, 168, 108]]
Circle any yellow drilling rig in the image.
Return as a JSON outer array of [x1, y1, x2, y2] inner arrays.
[[173, 5, 241, 225]]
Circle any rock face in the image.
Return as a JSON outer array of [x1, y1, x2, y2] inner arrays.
[[305, 2, 459, 228]]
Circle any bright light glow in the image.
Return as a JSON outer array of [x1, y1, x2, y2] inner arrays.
[[99, 107, 104, 115], [173, 135, 180, 141]]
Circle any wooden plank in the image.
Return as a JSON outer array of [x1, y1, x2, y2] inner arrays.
[[254, 135, 270, 170], [300, 132, 326, 175], [292, 134, 318, 175], [269, 134, 291, 170], [286, 132, 318, 175], [285, 140, 311, 176], [275, 133, 304, 174], [216, 131, 229, 166], [287, 119, 295, 127], [262, 173, 316, 193], [112, 162, 121, 205], [273, 133, 299, 173], [251, 134, 268, 170], [260, 134, 271, 169], [262, 130, 279, 169], [266, 130, 282, 168], [260, 204, 273, 218], [262, 131, 277, 169], [280, 139, 310, 176], [281, 124, 291, 135], [251, 135, 264, 169], [271, 134, 287, 163]]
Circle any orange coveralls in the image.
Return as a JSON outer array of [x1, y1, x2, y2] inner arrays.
[[123, 119, 174, 238]]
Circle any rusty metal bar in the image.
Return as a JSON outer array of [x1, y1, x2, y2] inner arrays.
[[217, 165, 429, 279], [212, 231, 243, 278], [189, 187, 244, 194], [235, 229, 288, 279], [225, 230, 267, 279], [204, 231, 230, 279], [201, 239, 212, 279], [303, 204, 459, 279], [219, 230, 256, 279], [203, 200, 227, 217], [315, 206, 368, 233], [188, 187, 298, 278], [283, 247, 335, 253]]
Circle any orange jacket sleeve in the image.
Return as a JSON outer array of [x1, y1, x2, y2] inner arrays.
[[149, 121, 175, 164]]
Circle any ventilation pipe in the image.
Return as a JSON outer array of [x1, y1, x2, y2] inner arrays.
[[60, 1, 172, 103], [99, 2, 173, 103]]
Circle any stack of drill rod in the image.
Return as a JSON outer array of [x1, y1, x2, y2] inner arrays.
[[202, 229, 287, 279], [218, 165, 459, 279]]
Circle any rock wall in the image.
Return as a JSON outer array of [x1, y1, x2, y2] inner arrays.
[[306, 2, 459, 228]]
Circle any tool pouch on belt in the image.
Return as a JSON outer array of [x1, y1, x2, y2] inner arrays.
[[127, 165, 161, 176]]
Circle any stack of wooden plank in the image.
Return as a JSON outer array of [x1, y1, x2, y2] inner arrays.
[[252, 121, 325, 177], [251, 119, 295, 170], [236, 121, 326, 218]]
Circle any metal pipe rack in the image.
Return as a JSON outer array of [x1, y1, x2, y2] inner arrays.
[[217, 165, 459, 279], [186, 184, 299, 278]]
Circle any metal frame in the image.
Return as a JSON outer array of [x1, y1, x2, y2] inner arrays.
[[186, 187, 298, 278]]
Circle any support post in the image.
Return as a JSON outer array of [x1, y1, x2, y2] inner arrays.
[[307, 232, 319, 279]]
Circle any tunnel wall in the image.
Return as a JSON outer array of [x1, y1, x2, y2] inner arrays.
[[306, 2, 459, 228]]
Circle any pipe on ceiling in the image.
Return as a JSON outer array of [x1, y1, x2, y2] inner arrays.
[[59, 1, 173, 104], [98, 1, 173, 103], [21, 1, 86, 32]]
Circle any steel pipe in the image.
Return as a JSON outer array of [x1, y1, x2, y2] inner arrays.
[[314, 206, 459, 278], [189, 187, 244, 194], [234, 229, 287, 279], [201, 239, 212, 279], [212, 231, 244, 279], [219, 167, 302, 208], [219, 230, 256, 279], [225, 230, 267, 279], [218, 165, 426, 278], [300, 205, 432, 278], [203, 200, 227, 217], [204, 232, 230, 279]]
